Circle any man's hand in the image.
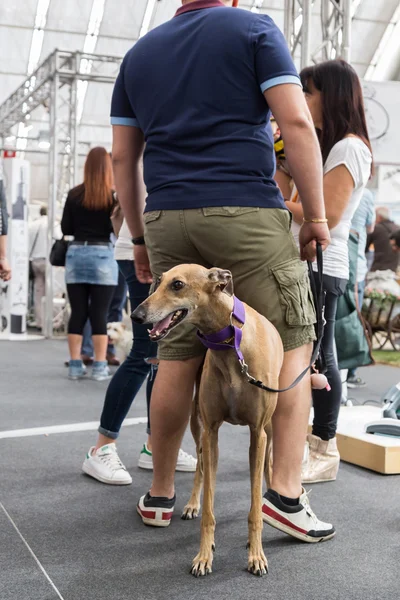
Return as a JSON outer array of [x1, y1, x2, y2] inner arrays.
[[299, 222, 330, 262], [134, 245, 152, 284], [0, 257, 11, 281]]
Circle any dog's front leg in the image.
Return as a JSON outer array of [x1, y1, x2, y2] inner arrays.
[[182, 393, 203, 520], [191, 427, 218, 577], [247, 427, 268, 576]]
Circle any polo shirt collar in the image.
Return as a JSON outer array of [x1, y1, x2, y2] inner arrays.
[[175, 1, 225, 18]]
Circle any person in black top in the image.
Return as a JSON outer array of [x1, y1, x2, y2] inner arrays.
[[61, 147, 118, 381], [0, 160, 11, 281]]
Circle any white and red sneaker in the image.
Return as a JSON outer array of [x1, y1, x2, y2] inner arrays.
[[137, 492, 176, 527], [262, 488, 335, 543]]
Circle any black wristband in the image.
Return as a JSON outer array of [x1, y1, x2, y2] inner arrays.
[[132, 236, 145, 245]]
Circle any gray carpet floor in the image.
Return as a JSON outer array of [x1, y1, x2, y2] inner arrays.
[[0, 339, 399, 600]]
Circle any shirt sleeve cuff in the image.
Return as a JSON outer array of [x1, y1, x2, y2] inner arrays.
[[110, 116, 140, 127], [260, 75, 302, 93]]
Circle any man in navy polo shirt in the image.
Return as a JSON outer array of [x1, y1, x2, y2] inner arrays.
[[111, 0, 334, 543]]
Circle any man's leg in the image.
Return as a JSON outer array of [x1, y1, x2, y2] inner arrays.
[[271, 344, 312, 499], [150, 357, 203, 499]]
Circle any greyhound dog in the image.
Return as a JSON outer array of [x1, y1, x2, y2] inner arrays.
[[132, 264, 284, 577]]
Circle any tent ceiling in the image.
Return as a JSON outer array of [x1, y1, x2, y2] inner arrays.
[[1, 0, 400, 145]]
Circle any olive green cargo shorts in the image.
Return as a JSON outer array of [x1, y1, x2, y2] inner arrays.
[[144, 207, 316, 360]]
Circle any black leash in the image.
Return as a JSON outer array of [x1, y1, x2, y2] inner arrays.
[[240, 244, 324, 393]]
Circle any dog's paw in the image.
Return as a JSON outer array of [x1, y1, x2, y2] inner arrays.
[[190, 552, 214, 577], [247, 549, 269, 577], [181, 504, 200, 520]]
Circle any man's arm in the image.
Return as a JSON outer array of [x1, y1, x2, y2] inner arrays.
[[264, 84, 330, 260], [112, 125, 151, 282]]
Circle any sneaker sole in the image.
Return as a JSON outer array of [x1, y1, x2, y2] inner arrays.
[[91, 376, 112, 382], [302, 476, 337, 484], [136, 505, 172, 527], [137, 459, 154, 470], [346, 382, 366, 389], [82, 462, 132, 485], [175, 464, 197, 472], [262, 510, 336, 543], [137, 459, 197, 472]]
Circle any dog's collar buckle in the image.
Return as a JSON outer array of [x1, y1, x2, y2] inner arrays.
[[197, 296, 246, 362]]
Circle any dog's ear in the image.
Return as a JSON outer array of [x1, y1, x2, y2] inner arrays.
[[208, 268, 234, 297]]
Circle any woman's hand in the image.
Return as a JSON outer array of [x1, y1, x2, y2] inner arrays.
[[299, 221, 330, 262], [134, 245, 152, 284], [0, 256, 11, 281]]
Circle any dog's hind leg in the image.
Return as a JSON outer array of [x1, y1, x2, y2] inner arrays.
[[264, 421, 273, 491], [191, 426, 219, 577], [247, 426, 268, 576], [182, 390, 203, 520]]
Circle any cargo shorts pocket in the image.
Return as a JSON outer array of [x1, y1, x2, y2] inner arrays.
[[201, 207, 259, 217], [144, 210, 162, 224], [271, 259, 315, 327]]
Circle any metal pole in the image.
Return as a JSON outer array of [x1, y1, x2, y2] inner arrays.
[[284, 0, 294, 47], [301, 0, 312, 68], [342, 0, 352, 62], [44, 71, 59, 339], [71, 53, 80, 187]]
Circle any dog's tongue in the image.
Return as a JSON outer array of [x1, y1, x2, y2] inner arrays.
[[150, 313, 174, 335]]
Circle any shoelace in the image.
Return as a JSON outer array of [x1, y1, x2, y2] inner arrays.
[[301, 489, 319, 527], [99, 451, 126, 472], [177, 449, 196, 462]]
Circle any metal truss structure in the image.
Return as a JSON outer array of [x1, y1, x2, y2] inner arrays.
[[0, 50, 122, 337], [284, 0, 352, 68], [0, 2, 355, 337]]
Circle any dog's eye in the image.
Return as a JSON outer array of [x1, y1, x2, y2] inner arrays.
[[171, 280, 185, 291]]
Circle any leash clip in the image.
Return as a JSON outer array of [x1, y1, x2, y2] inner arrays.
[[239, 359, 256, 383]]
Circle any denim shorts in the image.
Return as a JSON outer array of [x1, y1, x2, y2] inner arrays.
[[65, 243, 118, 285]]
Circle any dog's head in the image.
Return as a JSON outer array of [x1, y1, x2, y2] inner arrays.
[[107, 321, 127, 343], [131, 264, 233, 341]]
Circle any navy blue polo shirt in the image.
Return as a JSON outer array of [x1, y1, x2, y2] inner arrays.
[[111, 0, 301, 212]]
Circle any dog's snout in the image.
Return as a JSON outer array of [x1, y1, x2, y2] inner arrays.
[[131, 305, 147, 324]]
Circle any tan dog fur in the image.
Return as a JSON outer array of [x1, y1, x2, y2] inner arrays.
[[135, 264, 284, 576]]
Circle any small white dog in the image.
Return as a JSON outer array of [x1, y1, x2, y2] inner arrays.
[[107, 321, 132, 362]]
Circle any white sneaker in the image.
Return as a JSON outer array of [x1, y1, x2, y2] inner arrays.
[[138, 443, 197, 472], [82, 443, 132, 485], [262, 487, 335, 543], [176, 448, 197, 472]]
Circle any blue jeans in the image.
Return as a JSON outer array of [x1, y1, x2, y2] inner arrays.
[[82, 268, 128, 357], [347, 280, 366, 380], [98, 260, 158, 438]]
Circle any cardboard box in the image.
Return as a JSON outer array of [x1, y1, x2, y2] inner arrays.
[[310, 406, 400, 475]]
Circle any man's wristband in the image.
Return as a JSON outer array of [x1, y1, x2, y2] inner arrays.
[[131, 236, 145, 245], [303, 218, 328, 224]]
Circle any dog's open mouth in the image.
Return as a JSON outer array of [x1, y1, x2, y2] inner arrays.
[[148, 309, 188, 341]]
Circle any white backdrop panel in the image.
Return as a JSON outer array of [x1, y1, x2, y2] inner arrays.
[[362, 80, 400, 166]]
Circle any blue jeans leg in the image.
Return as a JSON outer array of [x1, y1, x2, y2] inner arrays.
[[107, 269, 128, 356], [98, 260, 158, 439], [81, 319, 94, 357]]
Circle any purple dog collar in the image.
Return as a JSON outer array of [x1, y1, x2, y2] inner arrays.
[[197, 296, 245, 362]]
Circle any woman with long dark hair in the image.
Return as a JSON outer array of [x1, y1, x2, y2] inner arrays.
[[285, 59, 372, 483], [62, 147, 118, 381]]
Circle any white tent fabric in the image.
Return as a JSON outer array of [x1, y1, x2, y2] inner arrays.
[[1, 0, 400, 203]]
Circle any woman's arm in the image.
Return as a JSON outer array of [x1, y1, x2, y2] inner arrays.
[[323, 164, 355, 230], [61, 195, 73, 236], [285, 200, 304, 225], [287, 164, 355, 230]]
